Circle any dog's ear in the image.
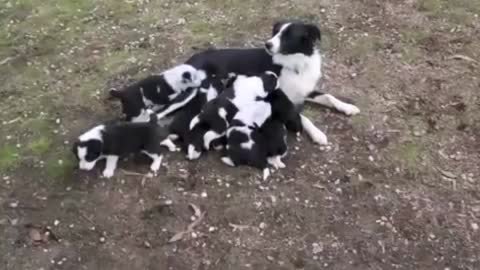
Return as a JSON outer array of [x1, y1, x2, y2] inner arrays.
[[272, 20, 288, 36], [262, 71, 279, 92], [182, 71, 192, 82], [109, 88, 124, 99], [306, 24, 321, 42]]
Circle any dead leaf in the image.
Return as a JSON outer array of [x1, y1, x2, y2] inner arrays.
[[29, 228, 42, 242], [25, 224, 59, 245], [189, 203, 202, 218], [436, 167, 457, 179], [168, 231, 187, 243]]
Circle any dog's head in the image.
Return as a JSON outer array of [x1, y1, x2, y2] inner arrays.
[[163, 64, 207, 92], [72, 125, 105, 171], [265, 21, 321, 56]]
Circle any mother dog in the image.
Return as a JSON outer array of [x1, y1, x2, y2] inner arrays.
[[184, 20, 360, 145]]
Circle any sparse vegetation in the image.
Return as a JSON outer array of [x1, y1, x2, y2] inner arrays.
[[1, 0, 479, 269]]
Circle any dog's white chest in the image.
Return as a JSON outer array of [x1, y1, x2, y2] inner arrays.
[[274, 51, 322, 105]]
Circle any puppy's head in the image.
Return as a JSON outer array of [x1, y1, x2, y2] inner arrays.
[[260, 71, 279, 92], [72, 125, 105, 171], [265, 21, 321, 55], [109, 88, 146, 122], [163, 64, 207, 92]]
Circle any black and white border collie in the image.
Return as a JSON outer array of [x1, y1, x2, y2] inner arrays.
[[185, 20, 360, 145], [71, 113, 174, 178], [109, 64, 206, 122], [221, 74, 303, 180], [165, 74, 225, 152], [186, 71, 278, 160]]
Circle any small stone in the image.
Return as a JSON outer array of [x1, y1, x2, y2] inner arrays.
[[471, 223, 479, 231], [259, 222, 267, 229], [69, 224, 74, 228], [191, 232, 198, 238], [99, 237, 106, 243], [54, 220, 60, 226], [177, 18, 186, 25], [209, 226, 216, 232], [66, 186, 72, 191], [55, 118, 61, 124], [9, 201, 18, 208], [10, 218, 18, 225], [144, 241, 151, 248], [201, 191, 208, 198], [368, 156, 374, 162]]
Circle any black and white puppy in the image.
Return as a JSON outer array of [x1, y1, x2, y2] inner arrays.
[[186, 71, 278, 160], [185, 20, 360, 145], [221, 85, 303, 180], [71, 112, 173, 178], [165, 74, 225, 152], [109, 64, 206, 122]]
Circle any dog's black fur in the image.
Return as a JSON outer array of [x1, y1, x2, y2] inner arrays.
[[167, 75, 225, 151], [109, 64, 205, 122], [186, 72, 278, 160], [222, 88, 302, 179], [72, 114, 169, 178]]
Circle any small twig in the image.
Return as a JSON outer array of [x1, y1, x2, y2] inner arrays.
[[228, 223, 254, 232], [168, 211, 206, 243], [3, 117, 22, 125], [120, 169, 152, 178], [0, 56, 15, 66], [449, 54, 478, 64]]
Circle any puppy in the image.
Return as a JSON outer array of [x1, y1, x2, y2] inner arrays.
[[165, 74, 225, 152], [186, 71, 278, 160], [109, 64, 206, 122], [221, 87, 302, 180], [72, 113, 172, 178]]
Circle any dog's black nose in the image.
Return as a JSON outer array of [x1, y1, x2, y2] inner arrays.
[[265, 42, 273, 51]]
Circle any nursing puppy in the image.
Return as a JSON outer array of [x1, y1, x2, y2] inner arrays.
[[221, 87, 302, 180], [71, 113, 172, 178], [186, 71, 278, 160], [109, 64, 206, 122], [164, 75, 225, 152], [185, 20, 360, 145]]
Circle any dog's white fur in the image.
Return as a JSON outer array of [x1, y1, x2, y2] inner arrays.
[[265, 24, 360, 145]]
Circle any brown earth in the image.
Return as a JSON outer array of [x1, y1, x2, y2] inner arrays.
[[1, 0, 479, 269]]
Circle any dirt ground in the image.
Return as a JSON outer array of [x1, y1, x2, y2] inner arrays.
[[1, 0, 479, 269]]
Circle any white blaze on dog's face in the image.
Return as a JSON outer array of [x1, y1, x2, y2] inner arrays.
[[265, 21, 321, 56], [163, 64, 206, 92], [72, 125, 105, 171]]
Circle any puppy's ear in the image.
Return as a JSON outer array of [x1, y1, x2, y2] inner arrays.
[[306, 24, 321, 42], [182, 71, 192, 82], [109, 88, 124, 100], [262, 71, 279, 92]]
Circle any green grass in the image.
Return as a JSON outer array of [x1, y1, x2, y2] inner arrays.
[[397, 142, 423, 170], [347, 35, 383, 62], [27, 136, 52, 156], [46, 154, 76, 179], [416, 0, 479, 25], [0, 145, 20, 171]]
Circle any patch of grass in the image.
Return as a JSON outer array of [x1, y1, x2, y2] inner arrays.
[[0, 145, 20, 171], [347, 35, 383, 62], [397, 142, 423, 170], [400, 29, 431, 45], [445, 8, 475, 25], [400, 46, 422, 64], [417, 0, 442, 13], [27, 136, 52, 156], [46, 154, 76, 179]]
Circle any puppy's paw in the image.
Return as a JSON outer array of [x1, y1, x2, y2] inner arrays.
[[102, 169, 115, 179], [262, 168, 271, 181], [221, 157, 235, 167]]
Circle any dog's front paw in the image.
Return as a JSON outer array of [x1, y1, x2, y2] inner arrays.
[[102, 169, 115, 179], [311, 129, 328, 145], [341, 104, 360, 116]]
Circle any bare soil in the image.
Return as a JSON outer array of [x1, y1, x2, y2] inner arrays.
[[1, 0, 479, 269]]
